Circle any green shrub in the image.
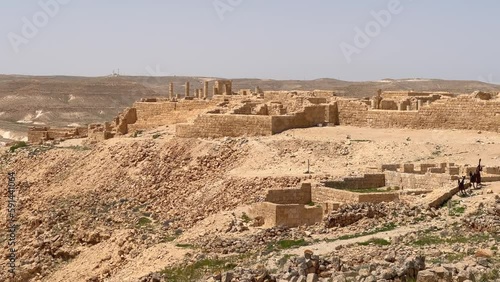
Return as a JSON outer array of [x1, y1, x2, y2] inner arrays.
[[132, 130, 143, 138], [9, 141, 28, 152], [161, 259, 237, 281], [358, 238, 391, 246], [265, 239, 309, 253], [175, 243, 195, 249], [136, 217, 152, 227], [241, 212, 251, 223], [277, 239, 308, 249]]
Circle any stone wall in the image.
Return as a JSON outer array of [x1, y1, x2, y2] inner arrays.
[[28, 126, 88, 144], [322, 174, 386, 190], [274, 204, 323, 227], [380, 100, 398, 110], [271, 104, 338, 134], [425, 186, 460, 209], [176, 114, 273, 138], [249, 203, 323, 228], [357, 193, 400, 203], [312, 187, 358, 203], [249, 202, 277, 227], [381, 164, 401, 171], [312, 187, 399, 204], [385, 171, 454, 190], [87, 123, 113, 142], [249, 182, 323, 228], [128, 100, 217, 131], [337, 96, 500, 132], [265, 183, 312, 205], [176, 103, 338, 138], [115, 107, 137, 135], [485, 166, 500, 175]]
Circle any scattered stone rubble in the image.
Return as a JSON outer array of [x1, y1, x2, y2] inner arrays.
[[200, 226, 308, 255], [324, 202, 429, 228], [463, 195, 500, 233], [206, 250, 426, 282], [205, 236, 499, 282]]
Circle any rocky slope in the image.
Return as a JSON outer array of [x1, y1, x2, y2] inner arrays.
[[0, 126, 499, 281]]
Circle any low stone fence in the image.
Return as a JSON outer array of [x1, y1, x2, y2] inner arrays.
[[384, 171, 453, 190], [28, 126, 88, 144], [322, 174, 386, 190], [312, 187, 399, 204], [265, 183, 312, 205]]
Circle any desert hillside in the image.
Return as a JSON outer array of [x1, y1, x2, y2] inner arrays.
[[1, 125, 499, 281]]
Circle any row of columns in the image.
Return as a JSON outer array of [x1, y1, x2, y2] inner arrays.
[[167, 81, 230, 100]]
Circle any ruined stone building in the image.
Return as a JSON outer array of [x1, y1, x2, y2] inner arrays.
[[26, 81, 500, 144]]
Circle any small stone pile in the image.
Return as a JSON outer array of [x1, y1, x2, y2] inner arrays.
[[225, 214, 251, 233], [201, 226, 307, 254], [324, 203, 386, 228], [324, 202, 427, 228]]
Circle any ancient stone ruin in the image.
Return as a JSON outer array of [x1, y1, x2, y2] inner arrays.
[[25, 86, 500, 147], [27, 126, 88, 144], [249, 183, 324, 228], [249, 176, 404, 228]]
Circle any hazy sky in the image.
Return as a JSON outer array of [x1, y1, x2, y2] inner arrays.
[[1, 0, 499, 82]]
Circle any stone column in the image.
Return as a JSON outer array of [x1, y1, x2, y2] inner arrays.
[[376, 89, 382, 109], [417, 100, 423, 110], [185, 82, 190, 98], [203, 81, 209, 99], [397, 103, 403, 111], [225, 82, 232, 96], [371, 99, 377, 109], [406, 105, 411, 111], [169, 82, 174, 100]]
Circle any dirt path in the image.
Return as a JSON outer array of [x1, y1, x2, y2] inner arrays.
[[284, 221, 435, 257]]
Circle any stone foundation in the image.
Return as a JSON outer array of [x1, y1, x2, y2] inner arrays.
[[176, 103, 339, 138], [312, 187, 399, 204], [249, 183, 324, 228], [338, 96, 500, 132], [28, 126, 88, 144], [322, 174, 386, 190]]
